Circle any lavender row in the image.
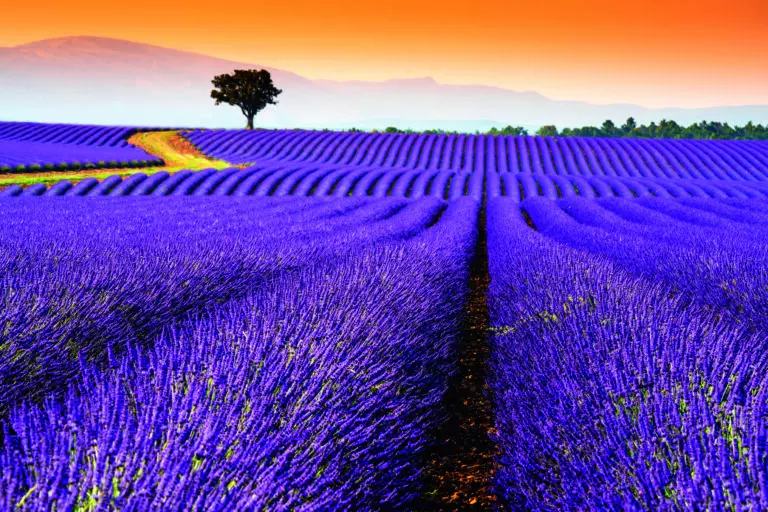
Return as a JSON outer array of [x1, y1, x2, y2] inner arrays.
[[487, 198, 768, 509], [488, 173, 768, 200], [0, 197, 451, 411], [1, 166, 485, 200], [184, 129, 768, 181], [0, 122, 140, 147], [0, 140, 161, 171], [0, 122, 162, 170], [14, 167, 768, 204], [0, 198, 478, 510], [10, 165, 768, 201], [523, 197, 768, 332]]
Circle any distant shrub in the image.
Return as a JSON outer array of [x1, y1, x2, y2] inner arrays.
[[0, 166, 11, 173], [487, 125, 529, 136], [70, 162, 82, 170], [96, 161, 107, 168], [13, 165, 26, 173], [84, 163, 97, 170], [56, 163, 69, 171], [535, 125, 559, 137], [108, 160, 119, 168], [129, 160, 141, 168], [44, 164, 54, 171], [384, 126, 402, 134], [29, 164, 43, 172]]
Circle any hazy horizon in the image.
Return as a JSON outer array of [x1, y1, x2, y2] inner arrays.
[[2, 35, 768, 131], [2, 0, 766, 110], [4, 34, 768, 113]]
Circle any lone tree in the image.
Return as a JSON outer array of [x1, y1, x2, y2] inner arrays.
[[211, 69, 282, 130]]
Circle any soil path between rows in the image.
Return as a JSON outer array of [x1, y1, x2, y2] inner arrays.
[[420, 201, 496, 510]]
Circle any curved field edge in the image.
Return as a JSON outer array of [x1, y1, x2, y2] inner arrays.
[[0, 131, 233, 189]]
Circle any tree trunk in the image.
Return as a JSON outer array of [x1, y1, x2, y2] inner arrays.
[[246, 114, 254, 130]]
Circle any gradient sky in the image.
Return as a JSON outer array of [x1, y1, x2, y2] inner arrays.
[[3, 0, 767, 108]]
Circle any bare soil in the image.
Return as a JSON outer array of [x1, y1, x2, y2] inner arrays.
[[419, 206, 496, 510]]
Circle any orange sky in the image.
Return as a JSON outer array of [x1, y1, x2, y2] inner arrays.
[[3, 0, 767, 108]]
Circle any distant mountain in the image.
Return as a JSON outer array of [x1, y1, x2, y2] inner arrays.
[[1, 36, 767, 130]]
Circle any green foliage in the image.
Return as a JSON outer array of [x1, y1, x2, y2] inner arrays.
[[561, 126, 602, 137], [211, 69, 283, 130], [29, 164, 42, 172], [559, 118, 768, 140], [601, 119, 619, 137], [56, 163, 69, 171], [621, 116, 638, 136], [70, 162, 82, 170], [44, 163, 54, 171], [488, 125, 529, 136], [13, 165, 26, 173], [0, 166, 12, 173], [536, 125, 559, 137]]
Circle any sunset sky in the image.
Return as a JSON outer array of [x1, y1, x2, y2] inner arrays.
[[3, 0, 767, 108]]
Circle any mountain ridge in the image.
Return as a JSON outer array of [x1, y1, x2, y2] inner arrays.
[[2, 36, 767, 130]]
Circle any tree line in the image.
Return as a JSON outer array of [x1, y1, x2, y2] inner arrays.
[[379, 119, 768, 140], [535, 118, 768, 140]]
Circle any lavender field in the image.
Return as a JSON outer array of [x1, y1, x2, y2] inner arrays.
[[1, 123, 768, 510], [0, 122, 162, 172]]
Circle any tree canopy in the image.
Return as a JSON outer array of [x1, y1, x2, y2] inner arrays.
[[535, 125, 559, 137], [211, 69, 282, 130]]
